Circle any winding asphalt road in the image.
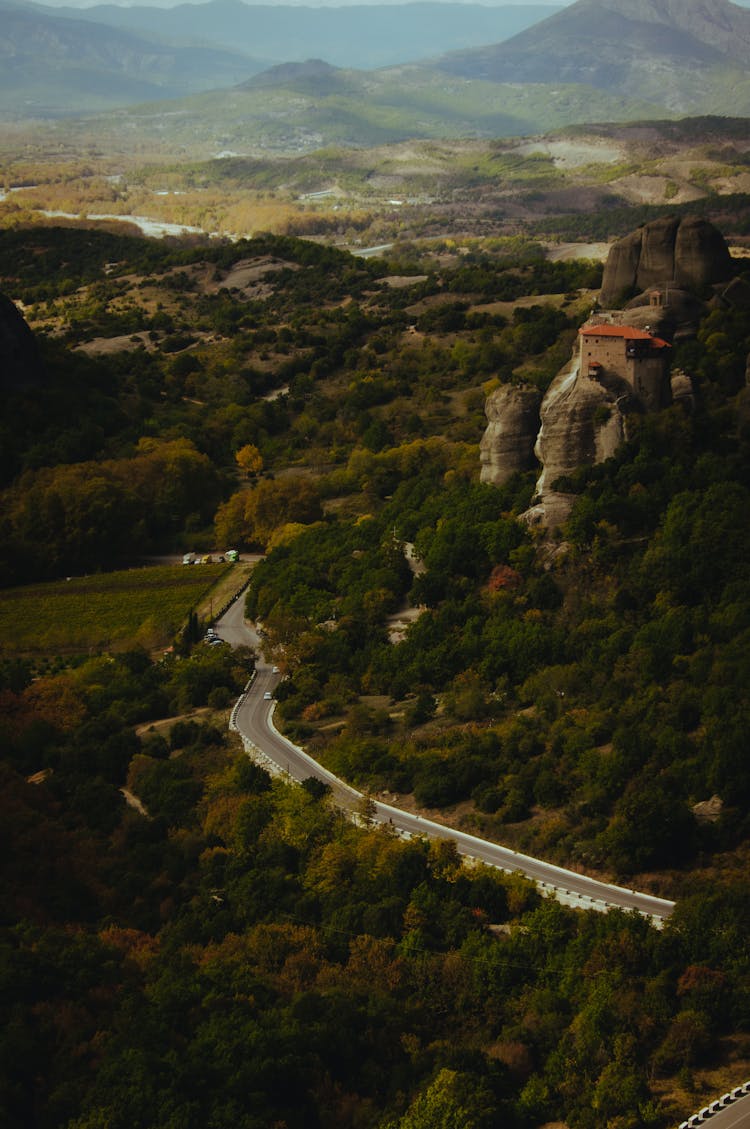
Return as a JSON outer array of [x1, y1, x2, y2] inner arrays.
[[216, 597, 674, 925], [709, 1098, 750, 1129]]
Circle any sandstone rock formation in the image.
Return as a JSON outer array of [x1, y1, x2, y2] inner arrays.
[[0, 293, 44, 392], [480, 216, 739, 528], [670, 369, 695, 411], [624, 287, 706, 344], [481, 340, 670, 527], [599, 216, 733, 308], [522, 349, 636, 528], [479, 383, 541, 487]]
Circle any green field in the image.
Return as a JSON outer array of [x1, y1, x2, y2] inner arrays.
[[0, 564, 230, 656]]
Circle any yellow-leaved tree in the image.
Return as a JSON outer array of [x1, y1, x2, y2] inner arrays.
[[214, 477, 323, 551], [235, 444, 264, 477]]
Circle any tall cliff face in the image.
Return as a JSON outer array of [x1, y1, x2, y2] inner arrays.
[[526, 351, 635, 527], [479, 384, 542, 487], [599, 215, 733, 307], [481, 216, 736, 526], [480, 352, 639, 527], [0, 294, 44, 393]]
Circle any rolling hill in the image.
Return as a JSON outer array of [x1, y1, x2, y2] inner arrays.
[[54, 64, 660, 155], [0, 0, 265, 112]]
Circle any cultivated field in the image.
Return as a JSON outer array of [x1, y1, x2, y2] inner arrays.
[[0, 563, 230, 656]]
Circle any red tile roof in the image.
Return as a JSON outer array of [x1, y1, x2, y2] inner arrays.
[[580, 324, 670, 348]]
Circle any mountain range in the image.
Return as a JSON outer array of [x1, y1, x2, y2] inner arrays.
[[0, 0, 263, 110], [4, 0, 750, 137], [49, 0, 560, 69], [0, 0, 559, 112]]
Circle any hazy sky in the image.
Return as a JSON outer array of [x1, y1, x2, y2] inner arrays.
[[28, 0, 750, 11], [36, 0, 729, 10], [37, 0, 572, 7]]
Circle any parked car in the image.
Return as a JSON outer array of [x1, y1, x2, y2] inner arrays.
[[263, 691, 272, 700]]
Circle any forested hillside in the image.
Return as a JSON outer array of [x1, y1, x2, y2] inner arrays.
[[2, 638, 750, 1129], [248, 378, 750, 879], [1, 224, 750, 1128], [0, 227, 596, 580]]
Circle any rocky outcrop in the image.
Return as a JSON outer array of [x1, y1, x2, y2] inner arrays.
[[602, 222, 647, 308], [624, 286, 706, 344], [480, 216, 738, 528], [599, 216, 733, 308], [675, 216, 733, 291], [478, 350, 643, 528], [479, 384, 541, 487], [0, 293, 44, 392], [521, 351, 636, 528], [535, 361, 628, 491], [670, 368, 695, 411]]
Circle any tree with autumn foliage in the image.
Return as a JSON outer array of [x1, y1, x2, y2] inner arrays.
[[214, 477, 323, 552], [0, 437, 221, 582], [234, 443, 264, 477]]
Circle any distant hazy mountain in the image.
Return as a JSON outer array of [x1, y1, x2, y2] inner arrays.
[[76, 60, 663, 154], [240, 58, 356, 92], [39, 0, 563, 69], [0, 0, 265, 111], [7, 0, 750, 131], [437, 0, 750, 114]]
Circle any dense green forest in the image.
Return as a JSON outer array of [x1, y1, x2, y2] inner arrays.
[[1, 224, 750, 1128], [2, 642, 750, 1129]]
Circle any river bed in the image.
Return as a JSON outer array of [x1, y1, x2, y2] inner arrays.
[[38, 209, 218, 239]]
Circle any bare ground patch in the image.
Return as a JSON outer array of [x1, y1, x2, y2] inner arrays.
[[516, 138, 626, 168], [215, 255, 299, 294], [74, 331, 154, 356], [135, 706, 216, 737], [609, 172, 706, 205], [543, 242, 611, 263], [381, 274, 428, 289]]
